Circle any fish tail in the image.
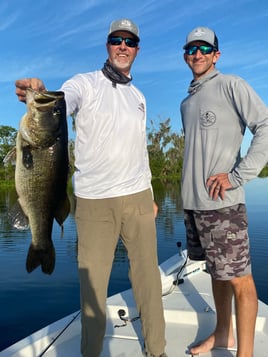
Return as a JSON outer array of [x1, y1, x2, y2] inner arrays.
[[26, 243, 56, 275]]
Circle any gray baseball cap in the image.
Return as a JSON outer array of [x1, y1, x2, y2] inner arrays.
[[183, 27, 218, 50], [108, 18, 140, 41]]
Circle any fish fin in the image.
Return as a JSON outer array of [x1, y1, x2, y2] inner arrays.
[[3, 147, 16, 166], [26, 243, 55, 275], [8, 201, 30, 230], [55, 195, 70, 229]]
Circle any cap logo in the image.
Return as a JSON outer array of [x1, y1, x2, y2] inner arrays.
[[120, 19, 131, 28], [193, 28, 206, 38]]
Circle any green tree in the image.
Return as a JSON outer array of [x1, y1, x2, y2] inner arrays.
[[0, 125, 17, 165], [147, 118, 171, 177], [164, 130, 184, 177], [258, 164, 268, 178], [0, 125, 17, 181], [68, 138, 75, 175], [147, 118, 184, 179]]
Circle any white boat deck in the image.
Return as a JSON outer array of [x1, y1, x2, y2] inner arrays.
[[2, 256, 268, 357]]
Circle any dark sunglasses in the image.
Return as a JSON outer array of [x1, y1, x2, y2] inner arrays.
[[107, 36, 139, 48], [185, 45, 215, 55]]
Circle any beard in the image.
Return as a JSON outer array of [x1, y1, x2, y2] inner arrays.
[[112, 57, 132, 73]]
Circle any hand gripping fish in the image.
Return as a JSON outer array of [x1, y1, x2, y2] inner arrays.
[[9, 89, 70, 274]]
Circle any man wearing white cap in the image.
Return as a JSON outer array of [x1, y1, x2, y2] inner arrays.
[[180, 26, 268, 357], [15, 19, 167, 357]]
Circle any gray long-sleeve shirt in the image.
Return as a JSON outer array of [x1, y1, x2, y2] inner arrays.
[[180, 69, 268, 210]]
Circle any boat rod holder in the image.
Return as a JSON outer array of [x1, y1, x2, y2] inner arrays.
[[114, 309, 140, 328]]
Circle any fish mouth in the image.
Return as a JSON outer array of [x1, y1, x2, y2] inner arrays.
[[21, 89, 66, 146], [34, 90, 64, 101], [26, 89, 65, 108]]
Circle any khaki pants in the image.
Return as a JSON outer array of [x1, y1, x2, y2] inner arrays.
[[75, 189, 166, 357]]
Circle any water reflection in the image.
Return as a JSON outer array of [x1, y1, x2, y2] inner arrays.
[[0, 179, 267, 351]]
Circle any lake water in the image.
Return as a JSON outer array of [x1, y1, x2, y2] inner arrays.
[[0, 178, 267, 351]]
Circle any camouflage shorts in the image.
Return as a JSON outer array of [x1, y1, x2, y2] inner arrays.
[[184, 204, 251, 280]]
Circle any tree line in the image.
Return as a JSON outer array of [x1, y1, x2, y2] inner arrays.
[[1, 121, 268, 184], [0, 120, 185, 183]]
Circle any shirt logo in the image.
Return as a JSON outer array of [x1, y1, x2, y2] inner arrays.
[[200, 111, 216, 127]]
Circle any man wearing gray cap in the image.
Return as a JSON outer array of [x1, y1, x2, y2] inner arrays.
[[180, 26, 268, 357], [15, 19, 167, 357]]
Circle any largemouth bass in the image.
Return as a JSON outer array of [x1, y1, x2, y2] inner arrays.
[[11, 89, 70, 274]]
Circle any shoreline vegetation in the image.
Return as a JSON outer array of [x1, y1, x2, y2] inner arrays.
[[1, 120, 268, 187], [1, 165, 268, 191]]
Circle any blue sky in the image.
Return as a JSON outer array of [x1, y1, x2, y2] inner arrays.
[[1, 0, 268, 154]]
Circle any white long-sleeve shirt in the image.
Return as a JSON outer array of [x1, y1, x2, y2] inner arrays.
[[61, 70, 152, 199], [180, 69, 268, 210]]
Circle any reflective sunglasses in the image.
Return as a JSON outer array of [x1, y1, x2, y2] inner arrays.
[[185, 45, 215, 55], [107, 36, 139, 48]]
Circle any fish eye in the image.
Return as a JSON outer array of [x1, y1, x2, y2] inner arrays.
[[53, 108, 61, 116]]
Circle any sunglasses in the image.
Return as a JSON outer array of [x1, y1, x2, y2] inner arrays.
[[107, 36, 139, 48], [185, 45, 215, 55]]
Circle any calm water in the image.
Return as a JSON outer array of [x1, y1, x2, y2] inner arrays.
[[0, 179, 267, 351]]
